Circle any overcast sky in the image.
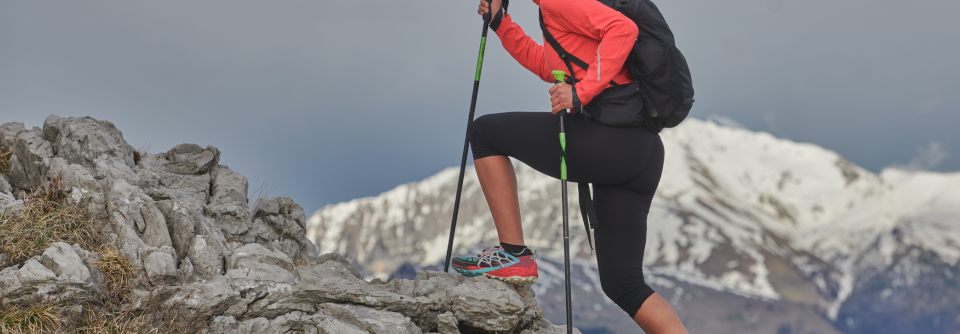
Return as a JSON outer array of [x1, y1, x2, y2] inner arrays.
[[1, 0, 957, 214]]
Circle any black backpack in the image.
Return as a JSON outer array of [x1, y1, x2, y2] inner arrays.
[[539, 0, 694, 249], [539, 0, 694, 133]]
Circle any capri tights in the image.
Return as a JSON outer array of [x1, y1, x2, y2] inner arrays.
[[469, 111, 664, 317]]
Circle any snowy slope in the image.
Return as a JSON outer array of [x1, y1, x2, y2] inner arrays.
[[306, 118, 960, 333]]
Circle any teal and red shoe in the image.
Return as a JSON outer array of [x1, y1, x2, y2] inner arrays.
[[452, 244, 538, 286]]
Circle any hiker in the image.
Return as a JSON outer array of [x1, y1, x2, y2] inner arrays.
[[451, 0, 690, 332]]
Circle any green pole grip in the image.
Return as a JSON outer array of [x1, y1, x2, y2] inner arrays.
[[560, 133, 567, 180], [554, 70, 568, 180], [552, 70, 566, 83]]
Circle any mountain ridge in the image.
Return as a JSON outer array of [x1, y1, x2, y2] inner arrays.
[[307, 118, 960, 334]]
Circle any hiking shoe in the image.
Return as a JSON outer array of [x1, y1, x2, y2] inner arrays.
[[452, 244, 538, 286]]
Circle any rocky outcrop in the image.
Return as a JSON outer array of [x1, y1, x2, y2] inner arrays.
[[0, 115, 572, 333], [0, 242, 103, 308]]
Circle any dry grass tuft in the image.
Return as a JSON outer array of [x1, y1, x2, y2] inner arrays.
[[1, 243, 213, 333], [0, 176, 98, 268], [0, 144, 11, 176], [0, 175, 217, 333], [132, 144, 149, 166], [0, 303, 62, 333], [91, 245, 138, 305], [70, 288, 216, 334]]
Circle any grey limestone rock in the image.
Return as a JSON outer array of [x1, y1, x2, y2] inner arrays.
[[107, 179, 173, 250], [0, 260, 56, 306], [41, 115, 60, 143], [413, 271, 462, 298], [155, 276, 238, 316], [7, 128, 54, 191], [42, 115, 136, 169], [144, 251, 179, 285], [238, 317, 271, 333], [317, 303, 422, 334], [71, 244, 107, 294], [177, 256, 200, 285], [317, 253, 362, 279], [448, 276, 538, 332], [155, 197, 232, 264], [252, 197, 318, 266], [45, 158, 107, 219], [0, 122, 22, 196], [436, 312, 460, 334], [39, 116, 140, 191], [224, 259, 298, 284], [188, 234, 225, 280], [156, 199, 199, 260], [91, 156, 139, 190], [225, 243, 297, 284], [0, 122, 25, 146], [206, 202, 253, 243], [206, 316, 241, 333], [16, 259, 57, 284], [39, 242, 92, 284], [0, 115, 567, 334], [164, 143, 220, 175], [0, 265, 20, 293], [265, 311, 317, 334], [1, 244, 102, 308], [140, 169, 211, 206], [206, 316, 273, 334], [210, 165, 249, 205], [0, 174, 11, 195], [229, 243, 295, 273], [314, 314, 369, 334], [0, 191, 19, 212], [205, 166, 250, 240]]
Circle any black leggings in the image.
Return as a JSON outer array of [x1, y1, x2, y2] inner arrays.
[[469, 111, 664, 317]]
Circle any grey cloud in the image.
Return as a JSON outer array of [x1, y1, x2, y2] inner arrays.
[[0, 0, 958, 213], [898, 141, 949, 171]]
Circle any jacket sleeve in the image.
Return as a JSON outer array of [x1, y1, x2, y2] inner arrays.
[[492, 14, 555, 83], [541, 0, 638, 105]]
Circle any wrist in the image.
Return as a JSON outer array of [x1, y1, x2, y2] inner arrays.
[[490, 7, 505, 31], [572, 87, 583, 114]]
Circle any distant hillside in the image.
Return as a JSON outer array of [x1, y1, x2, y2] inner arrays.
[[308, 118, 960, 334]]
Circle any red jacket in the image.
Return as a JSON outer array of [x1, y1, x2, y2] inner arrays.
[[493, 0, 638, 105]]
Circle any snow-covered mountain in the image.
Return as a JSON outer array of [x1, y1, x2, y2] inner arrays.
[[307, 118, 960, 334]]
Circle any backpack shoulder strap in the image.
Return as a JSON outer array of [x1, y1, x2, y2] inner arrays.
[[578, 182, 598, 251], [539, 11, 590, 72], [539, 11, 619, 88]]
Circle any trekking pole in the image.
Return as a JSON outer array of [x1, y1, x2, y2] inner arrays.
[[444, 0, 494, 273], [552, 70, 574, 334]]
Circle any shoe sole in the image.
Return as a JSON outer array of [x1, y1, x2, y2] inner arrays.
[[481, 273, 538, 286]]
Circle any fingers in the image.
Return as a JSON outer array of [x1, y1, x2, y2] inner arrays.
[[550, 96, 571, 113], [478, 0, 489, 15], [548, 82, 573, 114], [550, 95, 561, 114]]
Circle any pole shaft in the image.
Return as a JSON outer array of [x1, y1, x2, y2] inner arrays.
[[560, 112, 573, 334], [444, 19, 491, 273]]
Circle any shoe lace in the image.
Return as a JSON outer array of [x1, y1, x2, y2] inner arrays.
[[476, 245, 514, 267]]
